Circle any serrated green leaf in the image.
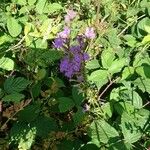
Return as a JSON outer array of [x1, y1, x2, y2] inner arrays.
[[133, 78, 150, 93], [2, 93, 25, 102], [18, 103, 40, 122], [121, 112, 142, 144], [7, 17, 22, 37], [4, 77, 30, 94], [88, 119, 119, 146], [108, 58, 127, 75], [31, 116, 57, 137], [58, 97, 75, 112], [131, 91, 143, 109], [88, 70, 108, 88]]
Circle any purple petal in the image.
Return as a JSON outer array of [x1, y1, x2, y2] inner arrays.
[[58, 27, 70, 38], [85, 27, 96, 39], [67, 9, 77, 20], [83, 53, 90, 61], [53, 38, 64, 48]]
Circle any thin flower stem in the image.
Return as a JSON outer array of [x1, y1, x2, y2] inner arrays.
[[98, 77, 119, 100], [6, 36, 25, 53]]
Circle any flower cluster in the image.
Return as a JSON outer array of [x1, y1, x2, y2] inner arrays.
[[53, 10, 96, 80], [60, 43, 89, 79]]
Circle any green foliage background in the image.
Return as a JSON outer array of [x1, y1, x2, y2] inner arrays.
[[0, 0, 150, 150]]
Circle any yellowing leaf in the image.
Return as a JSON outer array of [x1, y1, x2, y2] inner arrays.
[[142, 34, 150, 44]]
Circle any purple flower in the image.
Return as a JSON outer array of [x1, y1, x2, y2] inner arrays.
[[67, 10, 77, 20], [83, 53, 90, 61], [64, 10, 77, 23], [53, 38, 65, 48], [85, 27, 96, 39], [60, 58, 69, 72], [77, 35, 85, 48], [58, 27, 70, 38], [70, 45, 81, 52], [74, 54, 82, 63]]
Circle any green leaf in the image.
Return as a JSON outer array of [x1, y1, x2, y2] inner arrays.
[[138, 17, 150, 33], [108, 58, 127, 75], [133, 78, 150, 93], [18, 103, 40, 122], [4, 77, 30, 94], [133, 52, 150, 67], [88, 119, 119, 146], [85, 59, 100, 70], [0, 57, 14, 71], [25, 49, 63, 67], [101, 102, 113, 119], [7, 17, 22, 37], [0, 34, 14, 46], [142, 34, 150, 44], [73, 107, 85, 125], [131, 91, 143, 109], [28, 0, 36, 5], [114, 102, 135, 115], [121, 67, 134, 80], [121, 112, 142, 144], [88, 70, 108, 88], [31, 82, 41, 98], [101, 48, 115, 68], [136, 64, 150, 78], [31, 116, 57, 137], [123, 34, 137, 47], [36, 0, 47, 14], [72, 87, 84, 106], [45, 3, 63, 14], [58, 97, 75, 112], [10, 121, 36, 149], [16, 0, 27, 5], [2, 93, 25, 102]]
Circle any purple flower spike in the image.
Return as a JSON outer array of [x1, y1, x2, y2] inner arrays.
[[53, 38, 64, 48], [85, 27, 96, 39], [58, 27, 70, 39]]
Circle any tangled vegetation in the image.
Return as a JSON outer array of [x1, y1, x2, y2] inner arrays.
[[0, 0, 150, 149]]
